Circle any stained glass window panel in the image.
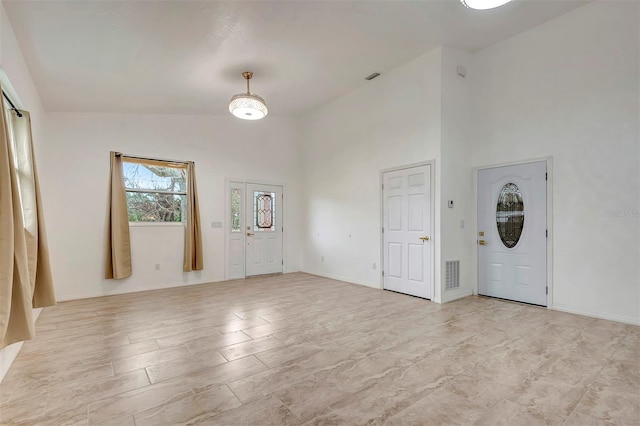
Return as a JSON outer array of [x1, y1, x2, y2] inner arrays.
[[254, 191, 275, 231], [231, 188, 241, 232], [496, 183, 524, 248]]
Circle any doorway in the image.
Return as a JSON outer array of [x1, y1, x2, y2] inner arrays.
[[227, 181, 284, 279], [477, 161, 547, 306], [382, 163, 433, 299]]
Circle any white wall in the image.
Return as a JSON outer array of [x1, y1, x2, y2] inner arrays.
[[299, 48, 443, 298], [470, 1, 640, 324], [440, 47, 474, 303], [0, 2, 47, 381], [40, 113, 302, 300], [298, 2, 639, 324], [298, 47, 478, 304], [0, 4, 43, 126]]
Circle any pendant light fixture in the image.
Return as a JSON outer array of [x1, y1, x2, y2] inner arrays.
[[229, 71, 268, 120], [460, 0, 513, 10]]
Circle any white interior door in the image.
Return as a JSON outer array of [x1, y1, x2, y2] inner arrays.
[[383, 164, 432, 299], [477, 161, 547, 306], [245, 183, 283, 276]]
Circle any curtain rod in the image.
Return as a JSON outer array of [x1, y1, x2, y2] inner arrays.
[[2, 91, 23, 117], [115, 152, 191, 165]]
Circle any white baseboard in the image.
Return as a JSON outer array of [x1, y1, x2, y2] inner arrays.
[[57, 271, 303, 302], [0, 308, 42, 383], [551, 303, 640, 326], [441, 288, 473, 304], [303, 270, 381, 290], [56, 279, 227, 302]]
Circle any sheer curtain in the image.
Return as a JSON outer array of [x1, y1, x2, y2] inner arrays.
[[0, 84, 56, 349], [105, 152, 132, 279], [183, 161, 203, 271], [9, 111, 56, 308]]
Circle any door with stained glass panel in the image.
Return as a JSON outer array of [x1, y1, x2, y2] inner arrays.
[[245, 183, 283, 276], [477, 161, 547, 306]]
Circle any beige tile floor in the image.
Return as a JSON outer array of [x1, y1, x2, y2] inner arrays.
[[0, 272, 638, 425]]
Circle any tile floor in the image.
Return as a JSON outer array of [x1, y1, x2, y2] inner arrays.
[[0, 273, 638, 425]]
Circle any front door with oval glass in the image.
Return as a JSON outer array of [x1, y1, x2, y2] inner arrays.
[[477, 161, 547, 306]]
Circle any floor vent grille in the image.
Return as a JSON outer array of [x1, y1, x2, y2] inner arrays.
[[445, 260, 460, 290]]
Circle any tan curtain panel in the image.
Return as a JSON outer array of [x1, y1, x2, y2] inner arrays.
[[105, 152, 132, 279], [0, 83, 56, 350], [183, 161, 203, 271]]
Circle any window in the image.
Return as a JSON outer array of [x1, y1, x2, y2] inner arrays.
[[496, 182, 524, 248], [253, 191, 276, 232], [123, 158, 187, 222], [231, 188, 241, 232], [4, 101, 29, 230]]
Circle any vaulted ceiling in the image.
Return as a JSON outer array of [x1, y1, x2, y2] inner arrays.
[[3, 0, 588, 116]]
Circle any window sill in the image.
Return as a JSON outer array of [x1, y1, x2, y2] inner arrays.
[[129, 222, 185, 228]]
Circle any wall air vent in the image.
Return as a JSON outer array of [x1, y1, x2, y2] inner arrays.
[[365, 73, 381, 81], [445, 260, 460, 290]]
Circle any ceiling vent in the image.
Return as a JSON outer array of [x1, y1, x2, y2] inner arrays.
[[365, 73, 381, 81]]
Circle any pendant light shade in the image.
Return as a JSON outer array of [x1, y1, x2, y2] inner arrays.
[[460, 0, 513, 10], [229, 72, 268, 120]]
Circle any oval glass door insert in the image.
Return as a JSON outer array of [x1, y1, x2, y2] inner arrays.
[[496, 183, 524, 248]]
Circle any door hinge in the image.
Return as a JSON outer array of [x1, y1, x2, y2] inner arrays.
[[546, 286, 548, 295], [282, 227, 284, 232], [282, 260, 284, 265], [546, 229, 548, 238], [382, 227, 384, 233], [545, 172, 548, 181], [382, 271, 384, 277], [382, 184, 384, 190]]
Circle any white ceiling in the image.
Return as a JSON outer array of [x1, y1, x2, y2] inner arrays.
[[3, 0, 588, 116]]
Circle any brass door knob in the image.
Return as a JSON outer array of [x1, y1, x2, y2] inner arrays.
[[247, 232, 255, 237], [478, 240, 486, 245], [419, 236, 430, 241]]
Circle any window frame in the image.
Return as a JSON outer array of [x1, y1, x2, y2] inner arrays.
[[4, 99, 27, 229]]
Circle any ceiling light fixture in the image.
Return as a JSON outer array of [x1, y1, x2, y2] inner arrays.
[[460, 0, 513, 10], [229, 71, 268, 120]]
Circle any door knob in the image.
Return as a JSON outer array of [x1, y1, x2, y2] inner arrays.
[[419, 236, 430, 241], [247, 232, 254, 237], [478, 240, 486, 245]]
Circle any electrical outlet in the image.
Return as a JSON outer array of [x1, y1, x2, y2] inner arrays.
[[154, 264, 160, 271]]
